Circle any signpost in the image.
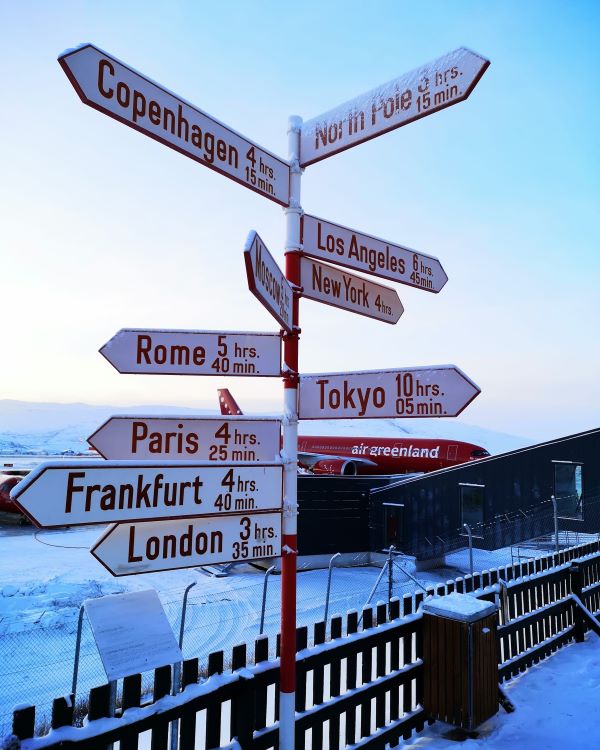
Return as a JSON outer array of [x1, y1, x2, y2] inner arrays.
[[100, 329, 281, 377], [10, 461, 283, 528], [299, 366, 481, 419], [59, 44, 290, 206], [300, 47, 489, 166], [88, 415, 281, 462], [302, 214, 448, 293], [244, 231, 294, 332], [91, 512, 282, 576], [56, 41, 489, 750], [300, 256, 403, 324]]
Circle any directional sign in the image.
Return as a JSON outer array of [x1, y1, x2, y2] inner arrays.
[[300, 47, 490, 167], [244, 231, 294, 333], [100, 329, 281, 377], [299, 366, 480, 419], [92, 512, 282, 576], [59, 44, 290, 205], [88, 416, 281, 462], [300, 257, 403, 324], [302, 215, 448, 293], [10, 461, 283, 528]]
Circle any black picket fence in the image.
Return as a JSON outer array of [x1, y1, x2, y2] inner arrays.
[[10, 538, 600, 750]]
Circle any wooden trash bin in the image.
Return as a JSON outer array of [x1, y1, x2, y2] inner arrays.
[[423, 593, 498, 730]]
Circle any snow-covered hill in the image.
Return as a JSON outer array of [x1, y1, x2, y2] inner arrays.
[[0, 399, 531, 455]]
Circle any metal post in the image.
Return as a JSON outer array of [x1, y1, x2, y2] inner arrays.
[[71, 605, 85, 697], [280, 114, 303, 750], [324, 553, 341, 626], [551, 495, 559, 552], [359, 559, 389, 624], [463, 523, 474, 577], [260, 566, 276, 635], [170, 581, 196, 750], [387, 546, 395, 604]]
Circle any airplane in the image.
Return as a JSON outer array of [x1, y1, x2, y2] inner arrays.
[[217, 389, 490, 476]]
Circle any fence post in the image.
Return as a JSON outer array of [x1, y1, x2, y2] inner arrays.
[[324, 552, 341, 628], [571, 563, 585, 643], [260, 566, 276, 636], [551, 495, 559, 553], [71, 604, 85, 698]]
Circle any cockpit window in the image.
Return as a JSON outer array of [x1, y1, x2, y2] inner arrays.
[[470, 449, 490, 458]]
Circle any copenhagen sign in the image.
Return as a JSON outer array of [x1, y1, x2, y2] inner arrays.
[[300, 257, 403, 324], [300, 47, 489, 166], [299, 365, 481, 419], [302, 214, 448, 293], [58, 44, 290, 206], [91, 512, 282, 576], [244, 231, 294, 333], [10, 461, 283, 528], [88, 416, 281, 462], [100, 329, 281, 377]]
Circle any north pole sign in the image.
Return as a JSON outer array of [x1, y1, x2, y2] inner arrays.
[[300, 257, 403, 324], [300, 47, 489, 166], [244, 231, 294, 333], [91, 512, 282, 576], [100, 329, 281, 377], [299, 366, 480, 419], [59, 44, 290, 205], [88, 416, 281, 462], [10, 462, 283, 528], [302, 215, 448, 293]]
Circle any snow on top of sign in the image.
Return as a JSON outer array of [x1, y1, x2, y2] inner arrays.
[[244, 230, 258, 252]]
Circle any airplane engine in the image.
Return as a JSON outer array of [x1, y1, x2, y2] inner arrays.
[[310, 459, 358, 476]]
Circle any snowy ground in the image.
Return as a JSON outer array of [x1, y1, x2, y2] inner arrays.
[[404, 633, 600, 750]]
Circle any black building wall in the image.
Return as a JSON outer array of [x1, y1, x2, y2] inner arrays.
[[370, 428, 600, 559]]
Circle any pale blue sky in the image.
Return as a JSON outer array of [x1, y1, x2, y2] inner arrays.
[[1, 1, 598, 441]]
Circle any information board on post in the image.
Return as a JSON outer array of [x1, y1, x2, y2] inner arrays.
[[88, 415, 281, 462], [244, 231, 294, 333], [85, 590, 182, 679], [91, 512, 282, 576], [300, 256, 403, 324], [100, 329, 281, 377], [59, 44, 290, 206], [10, 461, 283, 528], [302, 214, 448, 293], [299, 366, 481, 419], [300, 47, 489, 167]]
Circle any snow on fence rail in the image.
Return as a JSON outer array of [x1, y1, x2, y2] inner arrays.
[[8, 537, 600, 750]]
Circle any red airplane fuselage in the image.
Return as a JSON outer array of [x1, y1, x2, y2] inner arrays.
[[298, 435, 489, 475]]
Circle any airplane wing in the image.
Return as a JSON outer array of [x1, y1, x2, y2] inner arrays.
[[298, 451, 378, 469]]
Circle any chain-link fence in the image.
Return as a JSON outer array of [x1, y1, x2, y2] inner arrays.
[[3, 494, 599, 734]]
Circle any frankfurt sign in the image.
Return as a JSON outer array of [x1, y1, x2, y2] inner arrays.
[[300, 47, 490, 166], [88, 416, 281, 462], [300, 257, 403, 324], [299, 366, 480, 419], [91, 512, 282, 576], [244, 231, 294, 333], [302, 214, 448, 293], [10, 462, 283, 528], [59, 44, 290, 205], [100, 329, 281, 377]]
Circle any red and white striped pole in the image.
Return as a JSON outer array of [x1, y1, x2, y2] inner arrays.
[[280, 114, 302, 750]]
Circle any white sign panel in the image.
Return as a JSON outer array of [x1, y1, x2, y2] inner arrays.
[[92, 512, 282, 576], [299, 366, 480, 419], [244, 231, 294, 333], [10, 461, 283, 528], [302, 215, 448, 293], [88, 416, 281, 462], [300, 257, 403, 324], [100, 329, 281, 377], [59, 44, 290, 205], [300, 47, 489, 167], [85, 590, 182, 680]]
